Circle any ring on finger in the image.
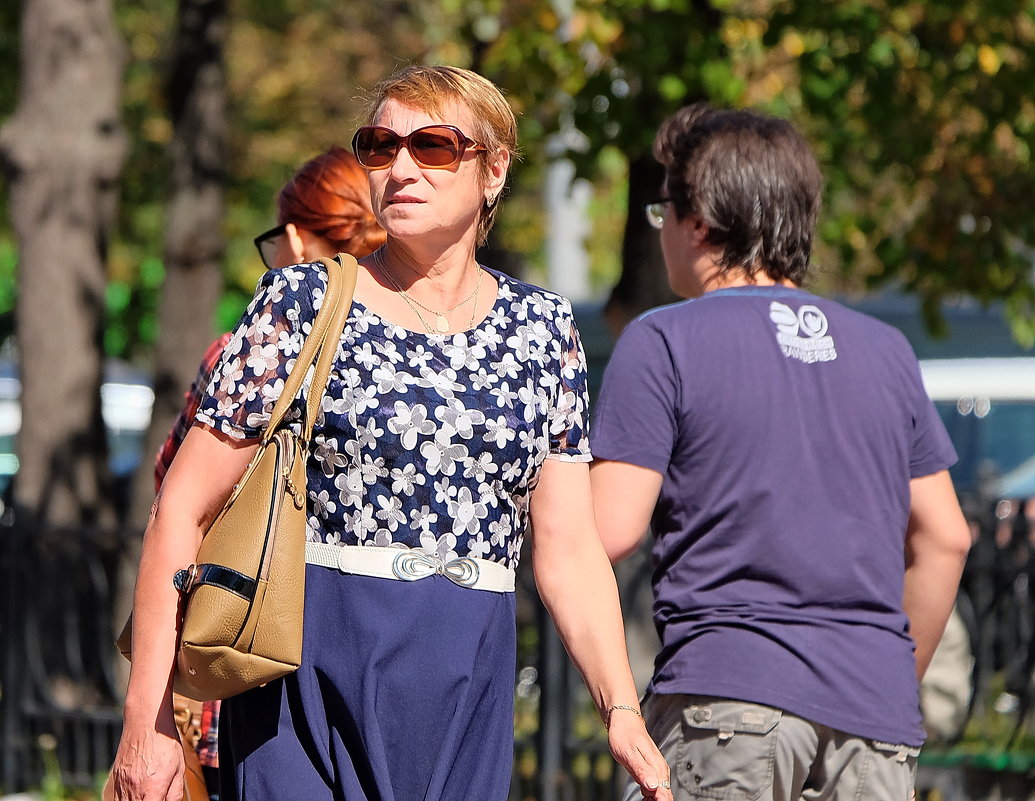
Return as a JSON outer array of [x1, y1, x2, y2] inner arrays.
[[660, 779, 671, 789]]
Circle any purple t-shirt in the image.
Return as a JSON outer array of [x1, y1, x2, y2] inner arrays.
[[591, 286, 957, 746]]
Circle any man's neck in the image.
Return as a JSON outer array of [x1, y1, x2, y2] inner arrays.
[[702, 269, 798, 294]]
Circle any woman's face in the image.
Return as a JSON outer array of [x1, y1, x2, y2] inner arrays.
[[365, 99, 507, 248]]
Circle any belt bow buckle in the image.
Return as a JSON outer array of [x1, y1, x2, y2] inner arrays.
[[392, 549, 480, 588]]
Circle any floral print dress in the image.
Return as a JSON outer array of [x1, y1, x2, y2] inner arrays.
[[196, 262, 590, 801]]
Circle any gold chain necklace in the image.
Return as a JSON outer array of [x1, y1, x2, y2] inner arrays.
[[373, 247, 482, 334]]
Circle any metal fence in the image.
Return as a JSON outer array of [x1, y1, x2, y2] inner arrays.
[[0, 507, 124, 792], [2, 500, 1035, 799], [0, 499, 633, 799]]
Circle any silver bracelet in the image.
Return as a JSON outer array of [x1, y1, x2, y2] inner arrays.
[[605, 703, 643, 730]]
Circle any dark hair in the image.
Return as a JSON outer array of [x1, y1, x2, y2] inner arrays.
[[277, 146, 386, 257], [653, 103, 823, 285]]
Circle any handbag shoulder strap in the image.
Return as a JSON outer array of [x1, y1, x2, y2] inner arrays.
[[263, 254, 359, 443], [301, 254, 358, 440]]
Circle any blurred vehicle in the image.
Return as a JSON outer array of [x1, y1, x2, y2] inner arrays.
[[916, 357, 1035, 748], [0, 359, 154, 496], [918, 357, 1035, 503]]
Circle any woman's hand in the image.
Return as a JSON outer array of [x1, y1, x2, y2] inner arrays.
[[607, 712, 673, 800], [108, 722, 184, 801], [530, 459, 672, 799]]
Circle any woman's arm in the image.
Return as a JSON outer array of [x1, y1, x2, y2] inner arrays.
[[110, 425, 257, 801], [530, 458, 672, 801]]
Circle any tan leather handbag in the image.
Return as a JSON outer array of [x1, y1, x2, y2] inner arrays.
[[118, 254, 357, 701]]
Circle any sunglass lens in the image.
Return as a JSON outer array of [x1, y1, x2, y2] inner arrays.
[[410, 128, 462, 167], [259, 238, 278, 267], [355, 128, 400, 168]]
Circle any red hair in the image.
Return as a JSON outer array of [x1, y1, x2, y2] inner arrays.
[[276, 146, 385, 258]]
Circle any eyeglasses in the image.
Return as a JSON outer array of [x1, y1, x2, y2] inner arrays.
[[351, 124, 486, 170], [254, 224, 286, 270], [644, 198, 673, 230]]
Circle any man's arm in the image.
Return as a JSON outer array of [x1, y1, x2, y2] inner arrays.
[[902, 470, 972, 679], [590, 460, 664, 563]]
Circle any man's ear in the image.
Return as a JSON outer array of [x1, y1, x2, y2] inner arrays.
[[688, 216, 710, 247]]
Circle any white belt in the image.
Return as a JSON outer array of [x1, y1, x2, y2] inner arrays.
[[305, 542, 516, 593]]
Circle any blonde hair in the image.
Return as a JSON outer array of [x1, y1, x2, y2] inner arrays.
[[364, 65, 519, 244]]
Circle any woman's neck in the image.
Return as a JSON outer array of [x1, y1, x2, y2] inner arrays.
[[364, 240, 497, 336], [376, 239, 481, 303]]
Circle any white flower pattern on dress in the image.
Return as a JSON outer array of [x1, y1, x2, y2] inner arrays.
[[197, 263, 590, 571]]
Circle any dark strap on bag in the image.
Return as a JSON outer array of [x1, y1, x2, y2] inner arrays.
[[173, 563, 257, 600], [264, 254, 359, 444]]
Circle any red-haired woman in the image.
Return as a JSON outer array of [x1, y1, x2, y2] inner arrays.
[[149, 146, 384, 800]]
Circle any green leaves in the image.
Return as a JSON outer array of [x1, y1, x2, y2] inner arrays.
[[3, 0, 1032, 351], [699, 60, 744, 104]]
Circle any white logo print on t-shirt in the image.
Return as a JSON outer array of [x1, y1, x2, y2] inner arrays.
[[769, 301, 837, 363]]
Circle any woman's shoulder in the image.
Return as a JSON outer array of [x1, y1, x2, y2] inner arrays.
[[491, 269, 575, 319], [244, 261, 331, 317], [260, 261, 329, 294]]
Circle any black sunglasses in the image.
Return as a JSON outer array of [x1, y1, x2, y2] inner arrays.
[[253, 224, 286, 270], [351, 124, 485, 170]]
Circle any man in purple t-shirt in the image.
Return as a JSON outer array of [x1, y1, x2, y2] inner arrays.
[[590, 104, 972, 801]]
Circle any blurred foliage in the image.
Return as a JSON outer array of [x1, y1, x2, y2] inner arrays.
[[922, 673, 1035, 771], [465, 0, 1035, 340], [765, 2, 1035, 345], [1, 0, 1034, 359]]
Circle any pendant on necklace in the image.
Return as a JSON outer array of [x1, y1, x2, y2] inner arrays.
[[435, 314, 450, 333]]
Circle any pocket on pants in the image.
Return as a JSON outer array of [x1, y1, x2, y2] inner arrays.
[[869, 740, 920, 800], [676, 698, 781, 800]]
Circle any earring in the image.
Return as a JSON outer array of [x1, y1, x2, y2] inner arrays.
[[486, 194, 498, 209]]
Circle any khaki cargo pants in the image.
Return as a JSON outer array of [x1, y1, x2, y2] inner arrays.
[[622, 694, 918, 801]]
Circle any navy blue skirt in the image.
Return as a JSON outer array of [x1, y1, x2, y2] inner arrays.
[[219, 564, 517, 801]]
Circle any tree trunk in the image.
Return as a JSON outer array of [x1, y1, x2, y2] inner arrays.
[[604, 156, 677, 336], [0, 0, 127, 531], [113, 0, 229, 658], [125, 0, 229, 534]]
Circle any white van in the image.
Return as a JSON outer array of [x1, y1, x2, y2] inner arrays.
[[0, 360, 154, 494], [918, 357, 1035, 500]]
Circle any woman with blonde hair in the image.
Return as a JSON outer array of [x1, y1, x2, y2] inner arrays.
[[111, 66, 671, 801]]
